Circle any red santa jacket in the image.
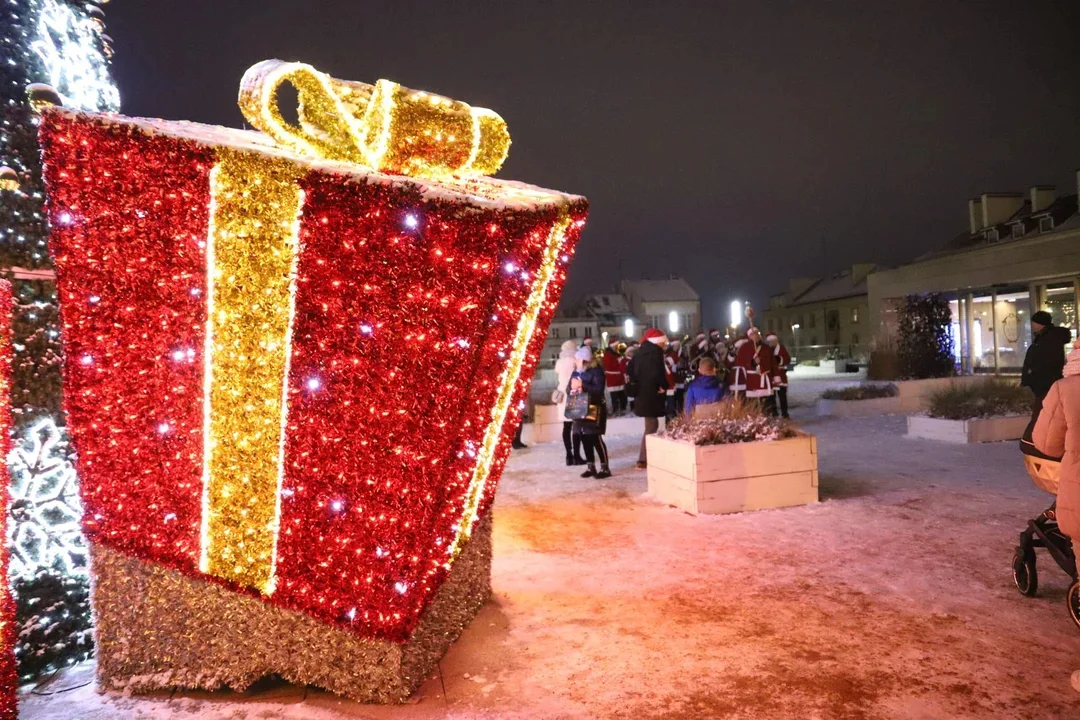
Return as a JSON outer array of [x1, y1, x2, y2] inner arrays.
[[733, 339, 774, 398], [772, 344, 790, 387], [602, 347, 625, 391]]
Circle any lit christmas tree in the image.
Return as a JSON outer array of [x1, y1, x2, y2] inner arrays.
[[0, 0, 117, 679]]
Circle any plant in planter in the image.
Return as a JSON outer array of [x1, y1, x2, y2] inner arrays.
[[820, 384, 898, 401], [897, 294, 954, 379], [908, 379, 1032, 443], [926, 379, 1030, 420], [662, 397, 797, 445], [648, 399, 817, 515], [816, 383, 900, 417]]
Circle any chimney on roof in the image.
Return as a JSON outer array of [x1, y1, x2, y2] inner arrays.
[[851, 264, 875, 284], [788, 278, 816, 298], [1030, 186, 1056, 214], [968, 198, 983, 234], [981, 192, 1024, 228]]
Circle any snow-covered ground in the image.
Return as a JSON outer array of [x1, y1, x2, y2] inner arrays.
[[20, 410, 1078, 719]]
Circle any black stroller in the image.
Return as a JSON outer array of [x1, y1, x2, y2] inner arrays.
[[1012, 423, 1080, 628]]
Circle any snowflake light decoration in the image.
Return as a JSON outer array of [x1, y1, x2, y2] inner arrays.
[[7, 418, 87, 579]]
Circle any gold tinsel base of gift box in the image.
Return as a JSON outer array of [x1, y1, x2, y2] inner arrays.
[[89, 514, 492, 703]]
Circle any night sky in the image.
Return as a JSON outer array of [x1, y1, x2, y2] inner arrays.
[[104, 1, 1080, 326]]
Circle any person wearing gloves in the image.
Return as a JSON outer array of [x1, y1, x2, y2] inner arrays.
[[554, 339, 586, 466], [569, 346, 611, 479], [631, 328, 670, 469]]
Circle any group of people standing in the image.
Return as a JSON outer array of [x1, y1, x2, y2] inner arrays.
[[554, 324, 794, 475]]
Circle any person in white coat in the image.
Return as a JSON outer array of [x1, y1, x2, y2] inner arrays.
[[555, 339, 586, 466]]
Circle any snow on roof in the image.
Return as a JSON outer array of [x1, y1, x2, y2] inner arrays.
[[621, 278, 699, 303], [48, 108, 585, 212], [786, 269, 870, 306], [582, 293, 632, 315]]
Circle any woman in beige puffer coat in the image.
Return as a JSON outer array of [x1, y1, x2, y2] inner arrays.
[[1033, 346, 1080, 537]]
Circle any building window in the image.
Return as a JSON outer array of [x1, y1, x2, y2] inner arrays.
[[810, 335, 818, 346], [827, 310, 839, 331], [569, 327, 577, 338], [809, 313, 816, 329], [852, 332, 860, 346], [552, 328, 560, 339], [1039, 216, 1055, 233], [668, 310, 680, 334], [851, 307, 859, 324], [584, 327, 592, 338]]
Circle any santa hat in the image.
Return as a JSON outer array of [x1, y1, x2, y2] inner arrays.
[[765, 331, 778, 340], [575, 346, 594, 362], [708, 328, 719, 335], [746, 327, 760, 337], [643, 328, 667, 344], [608, 336, 620, 346], [696, 332, 706, 339]]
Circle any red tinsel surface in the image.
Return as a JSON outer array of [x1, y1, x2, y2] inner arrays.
[[40, 111, 587, 642], [0, 280, 17, 719]]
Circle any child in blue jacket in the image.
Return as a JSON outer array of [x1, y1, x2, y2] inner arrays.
[[684, 356, 726, 417]]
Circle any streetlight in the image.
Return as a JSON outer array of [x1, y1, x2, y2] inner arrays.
[[729, 300, 741, 329], [792, 323, 801, 352], [668, 310, 680, 334], [623, 317, 635, 338]]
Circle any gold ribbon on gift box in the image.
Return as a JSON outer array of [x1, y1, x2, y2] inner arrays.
[[238, 59, 511, 179]]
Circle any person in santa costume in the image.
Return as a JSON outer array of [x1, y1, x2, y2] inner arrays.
[[630, 328, 669, 469], [765, 331, 791, 419], [733, 327, 775, 406], [662, 342, 677, 421], [667, 339, 688, 417], [688, 331, 709, 364], [728, 335, 747, 395], [602, 337, 628, 416]]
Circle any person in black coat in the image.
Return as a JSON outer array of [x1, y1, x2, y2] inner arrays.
[[631, 328, 670, 469], [1022, 310, 1072, 407]]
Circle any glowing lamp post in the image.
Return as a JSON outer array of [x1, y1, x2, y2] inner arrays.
[[623, 317, 635, 338], [792, 323, 801, 353], [729, 300, 741, 333]]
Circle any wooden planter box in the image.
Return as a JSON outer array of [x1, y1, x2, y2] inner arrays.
[[646, 434, 818, 515], [816, 396, 901, 417], [906, 414, 1029, 444]]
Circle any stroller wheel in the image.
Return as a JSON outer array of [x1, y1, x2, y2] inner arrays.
[[1068, 581, 1080, 630], [1012, 548, 1038, 597]]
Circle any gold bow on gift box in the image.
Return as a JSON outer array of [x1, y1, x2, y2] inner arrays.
[[239, 59, 511, 179]]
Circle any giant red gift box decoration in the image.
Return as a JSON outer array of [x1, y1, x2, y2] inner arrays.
[[39, 60, 587, 701]]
